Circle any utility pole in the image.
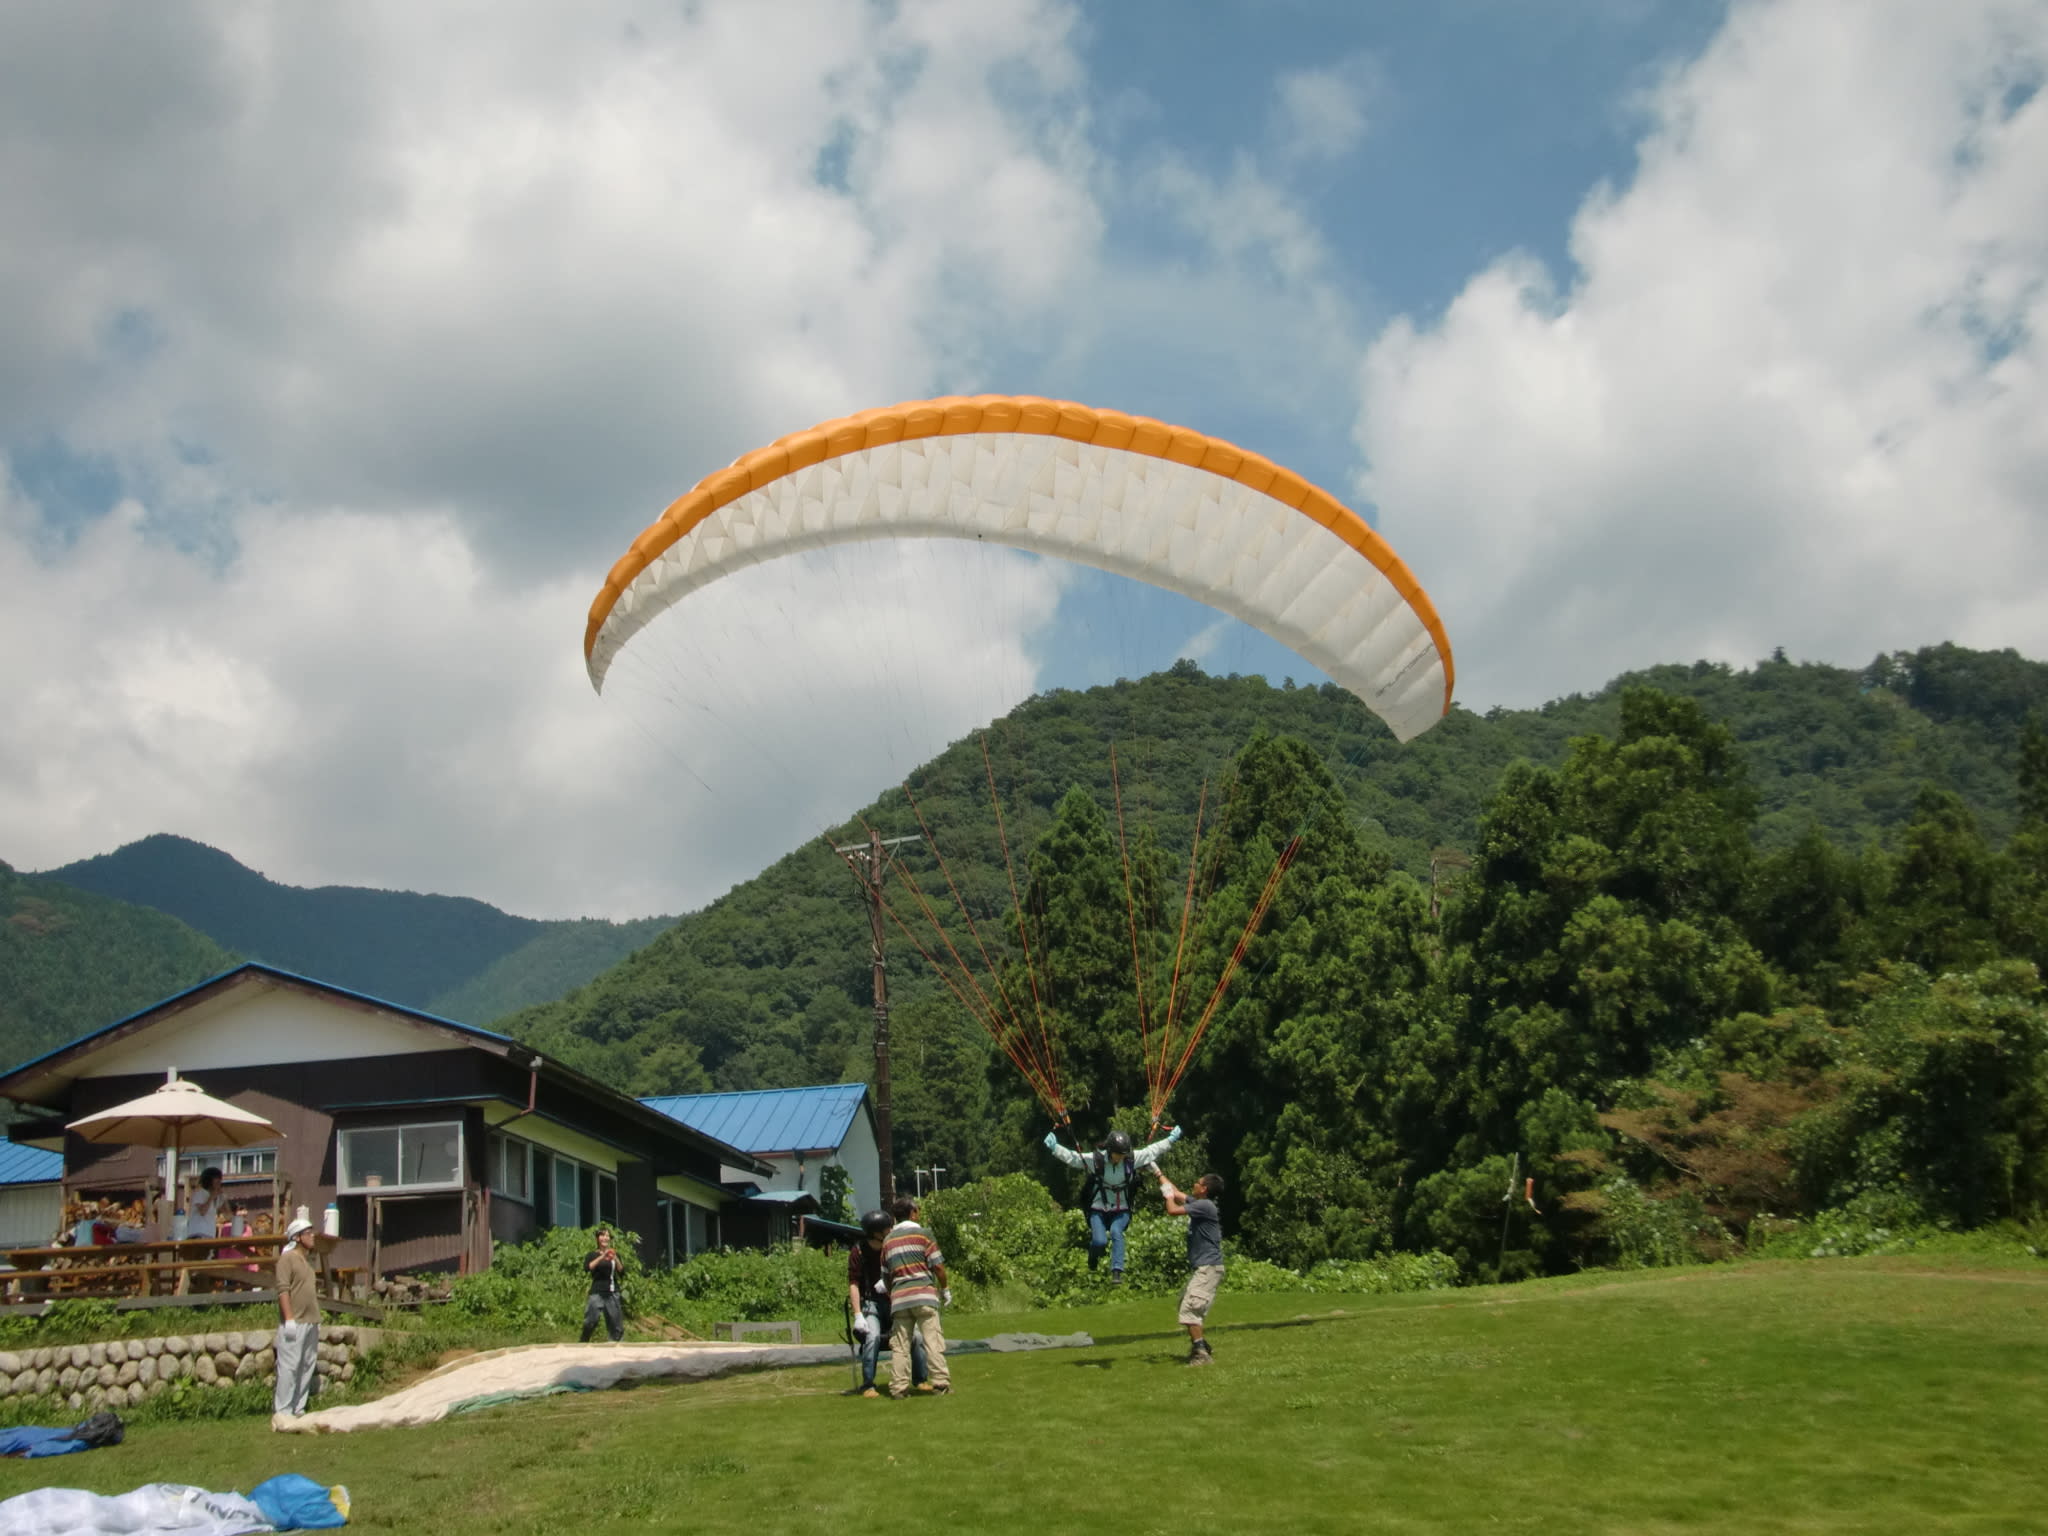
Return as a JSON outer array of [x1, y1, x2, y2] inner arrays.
[[1428, 847, 1471, 923], [833, 828, 921, 1204]]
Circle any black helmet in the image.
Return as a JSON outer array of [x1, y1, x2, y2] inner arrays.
[[860, 1209, 893, 1239], [1104, 1130, 1133, 1157]]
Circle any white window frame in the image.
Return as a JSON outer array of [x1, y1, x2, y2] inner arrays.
[[172, 1147, 277, 1181], [337, 1121, 466, 1195], [552, 1157, 580, 1227], [539, 1152, 617, 1231], [488, 1132, 533, 1203]]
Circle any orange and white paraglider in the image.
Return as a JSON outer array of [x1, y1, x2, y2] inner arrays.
[[585, 394, 1453, 1127], [586, 395, 1452, 741]]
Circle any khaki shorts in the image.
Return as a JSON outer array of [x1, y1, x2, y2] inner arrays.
[[1178, 1265, 1224, 1325]]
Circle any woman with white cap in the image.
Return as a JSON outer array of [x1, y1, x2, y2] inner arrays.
[[271, 1216, 322, 1427]]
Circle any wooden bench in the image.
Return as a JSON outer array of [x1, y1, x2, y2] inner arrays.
[[3, 1258, 275, 1297], [712, 1319, 802, 1344]]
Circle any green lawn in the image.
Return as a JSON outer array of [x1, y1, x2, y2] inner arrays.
[[2, 1256, 2043, 1534]]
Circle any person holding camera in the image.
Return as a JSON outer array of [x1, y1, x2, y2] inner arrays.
[[580, 1227, 626, 1343]]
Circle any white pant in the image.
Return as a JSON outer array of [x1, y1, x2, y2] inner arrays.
[[273, 1319, 319, 1415]]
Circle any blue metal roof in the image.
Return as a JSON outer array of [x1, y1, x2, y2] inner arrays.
[[0, 1144, 63, 1186], [640, 1084, 867, 1155]]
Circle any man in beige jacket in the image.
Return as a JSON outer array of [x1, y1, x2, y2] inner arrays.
[[271, 1217, 321, 1427]]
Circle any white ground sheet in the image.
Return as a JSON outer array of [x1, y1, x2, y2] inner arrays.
[[277, 1332, 1092, 1433]]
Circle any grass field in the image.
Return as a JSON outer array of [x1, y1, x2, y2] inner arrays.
[[1, 1255, 2042, 1534]]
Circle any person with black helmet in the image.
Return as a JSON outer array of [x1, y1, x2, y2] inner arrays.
[[1042, 1123, 1181, 1283], [847, 1208, 927, 1398]]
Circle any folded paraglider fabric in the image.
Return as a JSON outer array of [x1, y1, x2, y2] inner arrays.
[[249, 1476, 349, 1531], [0, 1473, 347, 1534], [0, 1482, 272, 1535], [0, 1427, 93, 1460], [0, 1410, 125, 1459]]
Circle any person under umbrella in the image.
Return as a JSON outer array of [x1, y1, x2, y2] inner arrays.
[[66, 1071, 277, 1241]]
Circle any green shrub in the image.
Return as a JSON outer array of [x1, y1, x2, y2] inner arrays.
[[921, 1174, 1460, 1307], [0, 1299, 278, 1348], [1598, 1178, 1730, 1268], [447, 1224, 648, 1332], [638, 1246, 849, 1337], [447, 1227, 852, 1342]]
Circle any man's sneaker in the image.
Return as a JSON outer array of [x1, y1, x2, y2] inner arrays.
[[1187, 1344, 1213, 1367], [928, 1383, 952, 1395], [861, 1387, 880, 1399], [1110, 1270, 1125, 1286], [915, 1382, 937, 1393]]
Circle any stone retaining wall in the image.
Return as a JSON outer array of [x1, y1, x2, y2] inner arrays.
[[0, 1325, 382, 1415]]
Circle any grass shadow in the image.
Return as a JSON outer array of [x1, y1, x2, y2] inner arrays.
[[1086, 1312, 1352, 1350]]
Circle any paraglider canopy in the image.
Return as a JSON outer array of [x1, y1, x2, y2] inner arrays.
[[585, 394, 1454, 742]]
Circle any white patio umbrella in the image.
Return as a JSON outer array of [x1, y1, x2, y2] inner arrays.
[[68, 1070, 280, 1236]]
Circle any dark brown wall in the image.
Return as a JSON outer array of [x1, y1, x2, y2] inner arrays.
[[616, 1162, 660, 1267], [64, 1055, 501, 1277], [55, 1048, 751, 1276], [490, 1191, 540, 1247], [371, 1191, 466, 1276]]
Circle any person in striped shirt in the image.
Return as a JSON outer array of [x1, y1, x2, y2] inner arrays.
[[881, 1195, 952, 1399]]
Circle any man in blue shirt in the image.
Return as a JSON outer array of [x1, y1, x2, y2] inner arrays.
[[1159, 1170, 1225, 1366]]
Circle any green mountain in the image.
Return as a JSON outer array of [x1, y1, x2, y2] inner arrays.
[[426, 916, 676, 1023], [502, 642, 2048, 1091], [0, 859, 236, 1071], [34, 834, 672, 1021], [495, 642, 2048, 1272]]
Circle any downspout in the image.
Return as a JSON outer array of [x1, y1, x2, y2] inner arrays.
[[494, 1060, 541, 1133]]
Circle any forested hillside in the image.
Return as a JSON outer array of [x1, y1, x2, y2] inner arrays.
[[34, 834, 672, 1020], [0, 860, 235, 1069], [426, 916, 676, 1023], [499, 643, 2048, 1274]]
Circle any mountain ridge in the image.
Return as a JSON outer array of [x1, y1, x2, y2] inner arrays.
[[28, 834, 675, 1027]]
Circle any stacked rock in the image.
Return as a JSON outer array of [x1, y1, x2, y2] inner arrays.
[[369, 1274, 453, 1305], [0, 1324, 375, 1415]]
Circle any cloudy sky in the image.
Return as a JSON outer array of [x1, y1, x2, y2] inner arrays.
[[3, 0, 2044, 920]]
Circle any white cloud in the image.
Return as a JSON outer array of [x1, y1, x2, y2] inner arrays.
[[1175, 616, 1234, 665], [0, 0, 1102, 916], [1273, 58, 1377, 163], [1355, 0, 2048, 709], [0, 471, 1068, 918], [0, 0, 1102, 558]]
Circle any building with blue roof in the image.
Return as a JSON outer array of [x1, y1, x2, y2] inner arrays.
[[0, 1143, 63, 1247], [643, 1083, 879, 1222]]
